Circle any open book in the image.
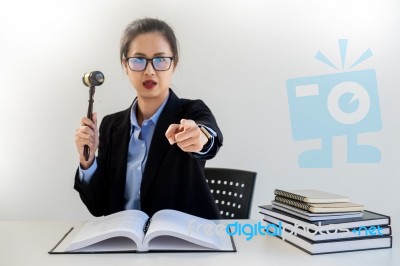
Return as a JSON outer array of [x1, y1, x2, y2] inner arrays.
[[49, 209, 236, 253]]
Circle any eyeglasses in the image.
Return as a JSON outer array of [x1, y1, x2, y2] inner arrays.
[[125, 57, 174, 71]]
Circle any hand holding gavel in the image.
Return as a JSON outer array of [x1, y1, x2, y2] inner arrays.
[[75, 71, 104, 167]]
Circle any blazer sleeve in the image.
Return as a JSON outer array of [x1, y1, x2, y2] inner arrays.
[[73, 115, 112, 217], [181, 99, 223, 160]]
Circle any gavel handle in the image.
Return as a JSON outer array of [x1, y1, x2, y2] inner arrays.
[[84, 86, 95, 161]]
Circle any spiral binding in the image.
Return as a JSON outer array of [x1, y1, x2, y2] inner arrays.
[[274, 196, 311, 211], [274, 189, 307, 202]]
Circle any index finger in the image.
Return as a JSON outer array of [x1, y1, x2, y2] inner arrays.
[[165, 124, 181, 144]]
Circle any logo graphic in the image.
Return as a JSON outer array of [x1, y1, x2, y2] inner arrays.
[[188, 220, 384, 242], [287, 39, 382, 168]]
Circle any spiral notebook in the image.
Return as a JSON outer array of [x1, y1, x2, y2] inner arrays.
[[274, 189, 350, 203]]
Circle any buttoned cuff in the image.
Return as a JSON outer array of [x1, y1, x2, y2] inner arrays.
[[79, 158, 98, 184]]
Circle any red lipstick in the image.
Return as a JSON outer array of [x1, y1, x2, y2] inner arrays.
[[143, 80, 157, 89]]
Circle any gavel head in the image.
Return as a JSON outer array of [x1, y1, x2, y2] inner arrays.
[[82, 71, 104, 87]]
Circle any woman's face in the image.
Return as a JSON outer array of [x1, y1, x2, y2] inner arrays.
[[124, 32, 175, 103]]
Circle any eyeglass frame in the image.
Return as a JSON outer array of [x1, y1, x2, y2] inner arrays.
[[124, 56, 174, 72]]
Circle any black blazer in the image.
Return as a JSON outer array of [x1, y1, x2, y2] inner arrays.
[[74, 90, 223, 219]]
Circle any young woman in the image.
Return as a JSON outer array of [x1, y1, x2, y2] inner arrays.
[[74, 18, 223, 219]]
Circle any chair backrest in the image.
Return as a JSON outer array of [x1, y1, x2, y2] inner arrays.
[[204, 167, 257, 219]]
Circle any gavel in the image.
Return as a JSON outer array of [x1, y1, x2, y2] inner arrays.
[[82, 71, 104, 161]]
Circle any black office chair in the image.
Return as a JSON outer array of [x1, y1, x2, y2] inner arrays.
[[204, 167, 257, 219]]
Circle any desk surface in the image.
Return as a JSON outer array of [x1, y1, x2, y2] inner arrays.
[[0, 220, 398, 266]]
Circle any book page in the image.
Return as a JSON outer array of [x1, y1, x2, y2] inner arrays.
[[147, 234, 234, 251], [308, 202, 364, 208], [271, 202, 363, 221], [66, 236, 139, 253], [143, 209, 224, 250], [66, 210, 149, 252]]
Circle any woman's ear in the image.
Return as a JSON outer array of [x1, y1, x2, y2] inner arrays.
[[122, 59, 128, 74]]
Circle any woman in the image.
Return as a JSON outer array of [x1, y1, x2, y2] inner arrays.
[[74, 18, 223, 219]]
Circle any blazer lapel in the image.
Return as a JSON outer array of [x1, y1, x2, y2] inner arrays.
[[141, 90, 181, 196], [109, 108, 131, 208]]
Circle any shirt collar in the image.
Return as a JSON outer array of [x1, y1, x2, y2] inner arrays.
[[130, 92, 170, 131]]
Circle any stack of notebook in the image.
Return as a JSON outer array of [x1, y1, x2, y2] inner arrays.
[[259, 189, 392, 255]]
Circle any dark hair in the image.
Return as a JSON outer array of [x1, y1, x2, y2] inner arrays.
[[120, 18, 179, 67]]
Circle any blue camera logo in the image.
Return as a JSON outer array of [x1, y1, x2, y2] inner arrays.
[[287, 40, 382, 168]]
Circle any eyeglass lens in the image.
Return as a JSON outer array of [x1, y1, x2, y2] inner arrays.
[[128, 57, 172, 71]]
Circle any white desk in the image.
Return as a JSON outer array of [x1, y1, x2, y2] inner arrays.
[[0, 220, 398, 266]]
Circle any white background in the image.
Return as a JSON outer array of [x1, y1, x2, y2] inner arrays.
[[0, 0, 399, 220]]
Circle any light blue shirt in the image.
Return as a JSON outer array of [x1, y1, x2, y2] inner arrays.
[[124, 97, 168, 209], [79, 94, 216, 210]]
